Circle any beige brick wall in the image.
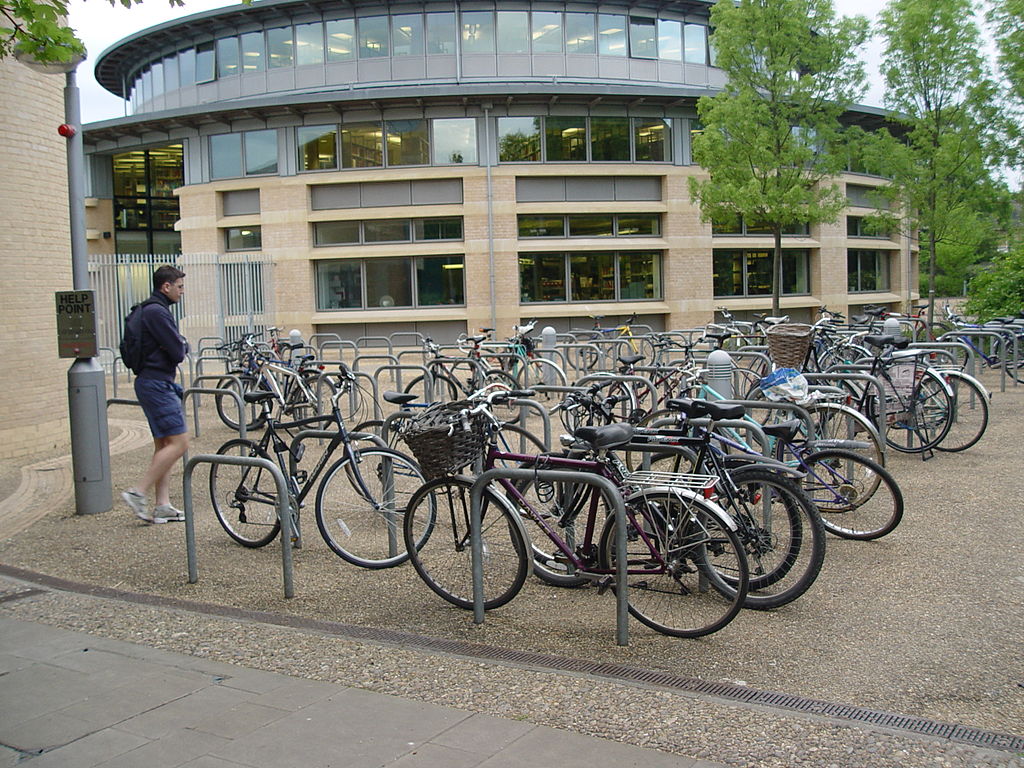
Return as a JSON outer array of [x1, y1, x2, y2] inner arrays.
[[0, 59, 74, 459]]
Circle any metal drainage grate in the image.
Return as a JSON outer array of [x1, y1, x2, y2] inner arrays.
[[1, 563, 1021, 754]]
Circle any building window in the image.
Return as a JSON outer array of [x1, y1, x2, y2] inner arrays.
[[713, 249, 810, 297], [267, 27, 294, 68], [497, 11, 529, 54], [519, 251, 662, 302], [314, 217, 463, 246], [392, 13, 424, 56], [295, 22, 325, 66], [532, 11, 563, 53], [427, 12, 457, 54], [598, 14, 627, 56], [210, 130, 278, 179], [519, 213, 659, 238], [315, 256, 465, 310], [497, 117, 542, 162], [216, 37, 239, 77], [326, 19, 355, 61], [461, 11, 495, 53], [546, 116, 587, 162], [432, 118, 476, 165], [591, 117, 630, 162], [195, 42, 215, 83], [341, 122, 384, 168], [112, 144, 183, 254], [499, 116, 670, 163], [848, 250, 890, 292], [847, 215, 890, 238], [359, 16, 389, 58], [629, 17, 657, 59], [635, 118, 670, 162], [711, 215, 810, 236], [657, 20, 681, 60], [683, 23, 707, 64], [565, 13, 596, 54], [225, 226, 262, 251], [385, 119, 429, 166], [241, 31, 265, 71], [298, 126, 338, 171]]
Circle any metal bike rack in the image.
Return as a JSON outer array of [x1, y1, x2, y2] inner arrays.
[[909, 341, 975, 372], [555, 342, 603, 375], [511, 398, 552, 451], [355, 336, 395, 355], [939, 330, 1015, 392], [574, 373, 660, 404], [317, 339, 358, 362], [811, 370, 890, 454], [352, 353, 400, 374], [183, 375, 246, 439], [350, 371, 381, 418], [469, 468, 630, 646], [373, 364, 433, 399], [183, 453, 295, 598]]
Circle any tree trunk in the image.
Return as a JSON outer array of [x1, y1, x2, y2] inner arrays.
[[772, 227, 783, 315], [927, 230, 938, 330]]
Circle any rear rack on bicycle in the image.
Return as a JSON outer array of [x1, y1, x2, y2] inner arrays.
[[622, 471, 718, 492]]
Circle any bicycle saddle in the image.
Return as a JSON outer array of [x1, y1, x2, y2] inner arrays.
[[573, 423, 635, 450], [665, 398, 745, 421], [383, 391, 418, 406], [863, 334, 910, 350], [618, 353, 644, 366], [243, 390, 277, 404], [761, 419, 802, 444], [703, 331, 733, 342], [466, 334, 488, 343]]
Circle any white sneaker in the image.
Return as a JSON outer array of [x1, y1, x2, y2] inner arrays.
[[153, 504, 185, 522], [123, 490, 168, 524]]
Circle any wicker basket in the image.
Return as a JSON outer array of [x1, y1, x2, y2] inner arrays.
[[765, 323, 813, 370], [401, 402, 487, 480]]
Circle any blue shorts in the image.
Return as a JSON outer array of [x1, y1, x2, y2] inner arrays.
[[135, 378, 186, 438]]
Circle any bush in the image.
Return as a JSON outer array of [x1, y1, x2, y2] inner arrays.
[[964, 246, 1024, 320]]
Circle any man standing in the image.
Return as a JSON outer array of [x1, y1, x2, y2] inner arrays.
[[121, 265, 190, 524]]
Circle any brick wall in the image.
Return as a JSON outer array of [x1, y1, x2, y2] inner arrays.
[[0, 60, 75, 459]]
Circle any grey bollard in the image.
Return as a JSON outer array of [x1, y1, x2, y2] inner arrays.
[[541, 325, 557, 384], [883, 317, 901, 337], [706, 349, 734, 399]]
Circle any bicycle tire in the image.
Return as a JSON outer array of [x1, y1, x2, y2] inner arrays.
[[597, 491, 749, 638], [515, 357, 568, 395], [314, 447, 426, 569], [403, 476, 529, 610], [935, 370, 989, 452], [720, 465, 826, 610], [215, 374, 267, 431], [877, 368, 953, 453], [801, 448, 903, 540], [209, 439, 281, 547], [805, 401, 884, 465]]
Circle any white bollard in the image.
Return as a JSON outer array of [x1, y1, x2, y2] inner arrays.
[[706, 349, 734, 399]]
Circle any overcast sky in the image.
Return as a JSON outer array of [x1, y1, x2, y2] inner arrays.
[[69, 0, 891, 124]]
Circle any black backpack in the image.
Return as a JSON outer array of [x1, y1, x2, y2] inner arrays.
[[119, 298, 161, 374]]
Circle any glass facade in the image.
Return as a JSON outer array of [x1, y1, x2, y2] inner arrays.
[[315, 256, 465, 310], [498, 116, 670, 163], [711, 215, 810, 236], [112, 144, 183, 255], [211, 130, 278, 179], [519, 213, 659, 238], [519, 251, 661, 302], [848, 250, 890, 292], [713, 249, 810, 297], [315, 217, 463, 246]]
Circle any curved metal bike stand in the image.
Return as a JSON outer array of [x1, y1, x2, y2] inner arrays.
[[469, 468, 629, 646], [183, 377, 245, 439], [510, 398, 551, 451], [939, 330, 1015, 392], [183, 453, 294, 598]]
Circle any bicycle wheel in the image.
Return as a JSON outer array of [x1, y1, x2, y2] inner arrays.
[[209, 439, 281, 547], [882, 368, 953, 453], [597, 491, 749, 638], [403, 476, 529, 610], [314, 447, 426, 569], [801, 449, 903, 540], [215, 374, 267, 431], [805, 401, 884, 465], [404, 373, 460, 403], [720, 466, 825, 610], [515, 357, 568, 397], [935, 370, 990, 452]]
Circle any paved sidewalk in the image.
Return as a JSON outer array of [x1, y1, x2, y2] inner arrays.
[[0, 615, 723, 768]]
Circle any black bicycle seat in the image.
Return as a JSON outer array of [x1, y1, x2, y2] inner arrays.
[[243, 390, 277, 405], [383, 391, 419, 406], [665, 398, 745, 421], [573, 423, 635, 450], [761, 419, 802, 443], [863, 334, 909, 350], [618, 353, 644, 366]]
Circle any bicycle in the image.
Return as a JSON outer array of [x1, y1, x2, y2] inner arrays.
[[400, 388, 751, 638], [570, 313, 654, 370], [402, 335, 518, 410], [942, 304, 1024, 383], [208, 366, 426, 569]]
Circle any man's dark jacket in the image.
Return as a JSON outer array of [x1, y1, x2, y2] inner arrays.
[[137, 291, 187, 382]]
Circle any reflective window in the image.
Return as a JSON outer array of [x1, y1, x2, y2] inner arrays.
[[565, 13, 595, 54], [848, 250, 889, 291], [497, 11, 529, 54], [359, 16, 389, 58], [341, 122, 383, 167], [385, 119, 429, 166], [225, 226, 262, 251], [519, 253, 567, 302], [414, 217, 463, 240], [713, 249, 810, 296], [392, 13, 424, 56], [568, 215, 614, 237], [326, 19, 355, 61], [571, 252, 615, 300], [598, 14, 627, 56], [684, 24, 707, 64], [367, 258, 413, 307], [432, 118, 477, 165], [241, 31, 265, 72], [417, 256, 465, 305], [195, 42, 215, 82], [521, 252, 662, 302], [498, 117, 541, 162], [532, 11, 563, 53], [519, 214, 659, 237], [298, 126, 338, 171], [296, 22, 324, 66], [178, 48, 195, 85], [151, 61, 164, 96], [364, 220, 411, 242], [657, 20, 681, 60], [616, 214, 660, 236], [244, 130, 278, 175], [267, 27, 293, 68], [546, 116, 586, 162], [317, 261, 362, 309], [711, 215, 808, 235], [315, 217, 463, 245], [112, 144, 183, 254], [314, 220, 360, 245], [847, 216, 889, 238], [462, 11, 495, 54], [217, 37, 239, 77], [619, 251, 661, 299], [629, 17, 657, 59], [518, 216, 566, 238], [590, 117, 630, 161], [635, 118, 670, 162], [427, 12, 457, 54], [164, 54, 179, 90], [210, 133, 243, 179]]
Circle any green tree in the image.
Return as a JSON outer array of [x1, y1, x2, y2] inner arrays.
[[988, 0, 1024, 164], [875, 0, 1003, 329], [689, 0, 868, 314], [964, 245, 1024, 319], [2, 0, 183, 65]]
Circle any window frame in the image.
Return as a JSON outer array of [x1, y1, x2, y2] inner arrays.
[[224, 225, 263, 252], [314, 255, 466, 311], [712, 248, 811, 297], [518, 250, 663, 303], [314, 216, 464, 247]]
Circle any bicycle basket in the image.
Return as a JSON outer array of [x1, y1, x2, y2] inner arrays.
[[401, 402, 488, 480], [765, 324, 813, 370]]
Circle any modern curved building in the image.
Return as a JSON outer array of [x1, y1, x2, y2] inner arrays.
[[83, 0, 916, 343]]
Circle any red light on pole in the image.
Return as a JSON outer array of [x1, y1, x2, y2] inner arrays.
[[58, 123, 77, 138]]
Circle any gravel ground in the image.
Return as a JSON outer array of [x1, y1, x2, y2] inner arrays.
[[1, 375, 1022, 767]]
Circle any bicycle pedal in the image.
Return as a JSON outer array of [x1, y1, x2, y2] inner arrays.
[[596, 575, 615, 595]]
